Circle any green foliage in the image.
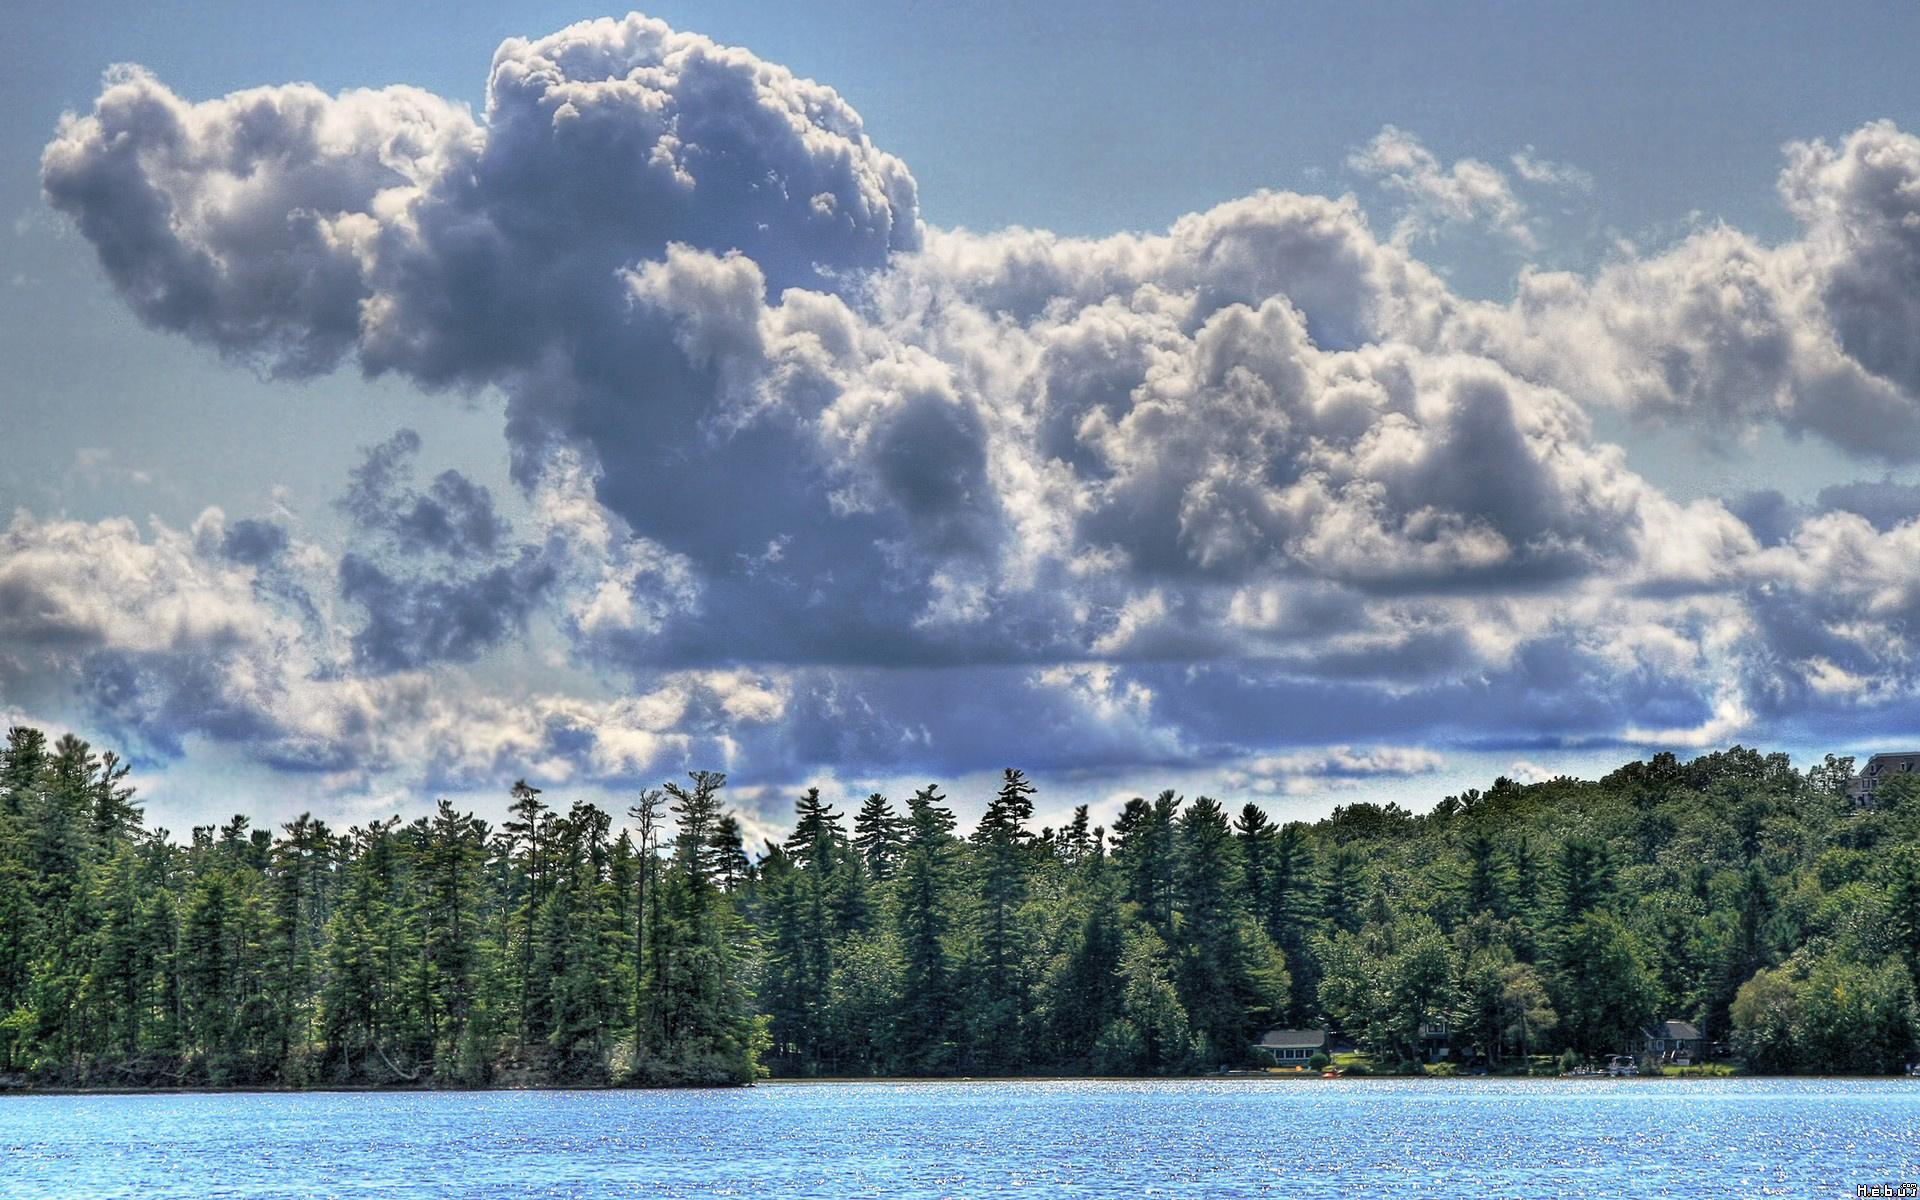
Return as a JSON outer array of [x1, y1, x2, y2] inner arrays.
[[1732, 954, 1917, 1075], [1105, 926, 1199, 1074], [1497, 961, 1557, 1061], [632, 772, 762, 1086], [1552, 913, 1656, 1055], [2, 725, 1916, 1087]]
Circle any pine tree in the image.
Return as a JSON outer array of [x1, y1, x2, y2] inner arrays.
[[1551, 837, 1613, 930], [267, 813, 336, 1070], [893, 784, 958, 1073], [417, 801, 488, 1078], [1508, 831, 1543, 923], [1172, 797, 1286, 1065], [853, 792, 906, 880], [968, 769, 1036, 1071], [1266, 822, 1319, 1023], [1113, 791, 1181, 930], [627, 786, 666, 1055], [88, 843, 154, 1058], [537, 804, 623, 1080], [1321, 843, 1365, 935], [763, 787, 852, 1074], [1462, 826, 1509, 916], [708, 815, 750, 892], [319, 819, 421, 1083], [87, 752, 140, 857], [179, 871, 235, 1065], [1235, 805, 1277, 929], [502, 780, 548, 1050], [1039, 871, 1124, 1068], [636, 772, 760, 1084]]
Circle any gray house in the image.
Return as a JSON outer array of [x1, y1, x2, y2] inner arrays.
[[1256, 1028, 1329, 1065], [1848, 752, 1920, 807], [1642, 1020, 1706, 1064]]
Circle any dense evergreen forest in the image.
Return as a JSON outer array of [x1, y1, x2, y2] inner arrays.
[[1, 724, 1916, 1088]]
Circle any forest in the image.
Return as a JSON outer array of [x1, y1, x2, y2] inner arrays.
[[0, 724, 1916, 1088]]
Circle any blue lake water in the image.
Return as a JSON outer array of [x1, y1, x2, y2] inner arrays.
[[2, 1078, 1916, 1198]]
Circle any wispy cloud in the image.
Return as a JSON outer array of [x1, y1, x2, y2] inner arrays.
[[1349, 125, 1534, 248]]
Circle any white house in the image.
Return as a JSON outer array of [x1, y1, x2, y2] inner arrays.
[[1255, 1028, 1329, 1064]]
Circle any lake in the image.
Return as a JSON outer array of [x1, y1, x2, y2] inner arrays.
[[3, 1078, 1915, 1198]]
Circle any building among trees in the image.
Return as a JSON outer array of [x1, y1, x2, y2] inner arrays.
[[1848, 752, 1920, 807]]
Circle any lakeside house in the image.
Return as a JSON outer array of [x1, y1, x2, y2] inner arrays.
[[1848, 752, 1920, 807], [1256, 1028, 1329, 1065], [1643, 1020, 1706, 1065]]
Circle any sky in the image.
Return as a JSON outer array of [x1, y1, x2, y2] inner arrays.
[[8, 1, 1920, 844]]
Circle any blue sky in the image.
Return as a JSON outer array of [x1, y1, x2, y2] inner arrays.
[[8, 2, 1920, 842]]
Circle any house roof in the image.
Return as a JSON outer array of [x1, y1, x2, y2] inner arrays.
[[1863, 753, 1920, 775], [1645, 1020, 1703, 1041], [1257, 1028, 1329, 1050]]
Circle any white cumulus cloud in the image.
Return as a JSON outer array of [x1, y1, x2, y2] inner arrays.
[[29, 13, 1920, 819]]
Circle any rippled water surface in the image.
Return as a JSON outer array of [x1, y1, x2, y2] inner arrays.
[[3, 1078, 1916, 1198]]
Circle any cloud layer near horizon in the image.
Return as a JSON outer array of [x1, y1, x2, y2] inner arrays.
[[23, 13, 1920, 821]]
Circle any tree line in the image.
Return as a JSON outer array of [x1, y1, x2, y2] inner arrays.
[[1, 725, 1916, 1087]]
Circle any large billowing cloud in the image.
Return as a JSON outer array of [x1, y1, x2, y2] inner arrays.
[[1456, 120, 1920, 461], [28, 13, 1920, 821], [41, 16, 916, 381]]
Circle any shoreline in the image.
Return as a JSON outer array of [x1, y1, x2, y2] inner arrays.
[[7, 1070, 1910, 1096]]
